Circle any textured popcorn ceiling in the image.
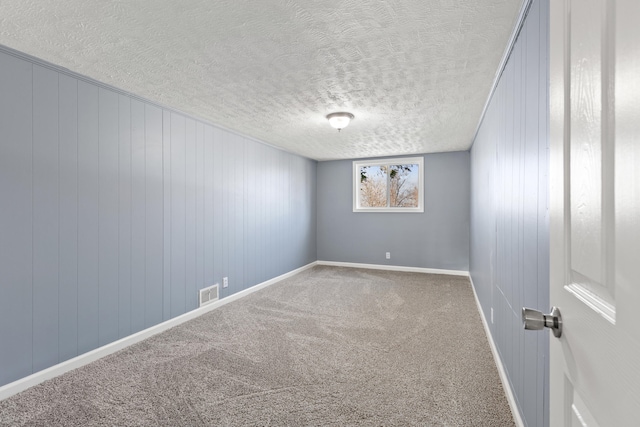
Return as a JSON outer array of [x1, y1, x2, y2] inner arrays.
[[0, 1, 521, 160]]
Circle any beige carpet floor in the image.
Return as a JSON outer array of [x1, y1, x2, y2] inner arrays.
[[0, 266, 514, 426]]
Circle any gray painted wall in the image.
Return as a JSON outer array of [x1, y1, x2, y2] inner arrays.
[[469, 1, 549, 426], [317, 152, 469, 271], [0, 48, 317, 388]]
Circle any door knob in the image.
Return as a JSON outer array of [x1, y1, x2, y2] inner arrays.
[[522, 306, 562, 338]]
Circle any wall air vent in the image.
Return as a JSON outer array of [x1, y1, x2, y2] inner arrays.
[[199, 284, 219, 307]]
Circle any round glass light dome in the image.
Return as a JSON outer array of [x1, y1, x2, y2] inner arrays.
[[326, 112, 354, 130]]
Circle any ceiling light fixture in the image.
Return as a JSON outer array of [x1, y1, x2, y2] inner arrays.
[[326, 112, 354, 132]]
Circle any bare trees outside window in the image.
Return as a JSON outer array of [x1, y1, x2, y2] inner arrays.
[[353, 157, 424, 213]]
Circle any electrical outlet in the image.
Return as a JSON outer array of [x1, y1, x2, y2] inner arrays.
[[223, 277, 228, 288], [491, 307, 494, 324], [385, 252, 391, 259]]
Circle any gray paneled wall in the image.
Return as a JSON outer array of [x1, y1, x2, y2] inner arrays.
[[317, 152, 470, 271], [0, 48, 317, 387], [469, 1, 549, 426]]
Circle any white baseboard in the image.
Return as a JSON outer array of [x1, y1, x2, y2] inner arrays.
[[0, 261, 318, 402], [468, 276, 525, 427], [317, 260, 469, 277]]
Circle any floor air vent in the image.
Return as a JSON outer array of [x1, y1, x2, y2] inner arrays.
[[199, 284, 219, 307]]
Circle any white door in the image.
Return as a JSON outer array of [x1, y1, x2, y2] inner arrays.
[[548, 0, 640, 425]]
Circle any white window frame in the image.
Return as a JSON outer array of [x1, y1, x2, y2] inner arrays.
[[353, 156, 424, 213]]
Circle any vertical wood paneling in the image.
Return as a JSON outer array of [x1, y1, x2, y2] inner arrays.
[[253, 143, 261, 284], [58, 74, 79, 361], [77, 80, 100, 355], [266, 145, 273, 281], [32, 65, 60, 371], [270, 151, 284, 276], [274, 149, 281, 276], [98, 88, 120, 346], [224, 134, 233, 295], [470, 2, 549, 426], [196, 122, 205, 293], [145, 104, 163, 327], [275, 151, 283, 277], [118, 95, 132, 338], [212, 127, 223, 291], [280, 151, 287, 274], [170, 113, 186, 316], [278, 152, 285, 274], [264, 145, 271, 282], [245, 141, 256, 287], [162, 110, 172, 321], [513, 33, 524, 406], [291, 156, 304, 268], [288, 156, 297, 270], [234, 137, 245, 291], [0, 48, 317, 387], [185, 118, 197, 309], [204, 125, 214, 289], [261, 145, 269, 283], [308, 159, 317, 263], [130, 99, 146, 333], [503, 58, 514, 309], [256, 143, 266, 284], [221, 133, 229, 298], [266, 148, 275, 280], [0, 53, 33, 386], [283, 155, 292, 271], [228, 136, 238, 292]]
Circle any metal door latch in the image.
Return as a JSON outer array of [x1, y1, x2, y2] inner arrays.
[[522, 306, 563, 338]]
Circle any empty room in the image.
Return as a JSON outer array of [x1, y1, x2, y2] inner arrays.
[[1, 0, 639, 425]]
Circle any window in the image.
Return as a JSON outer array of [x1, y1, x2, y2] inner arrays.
[[353, 157, 424, 213]]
